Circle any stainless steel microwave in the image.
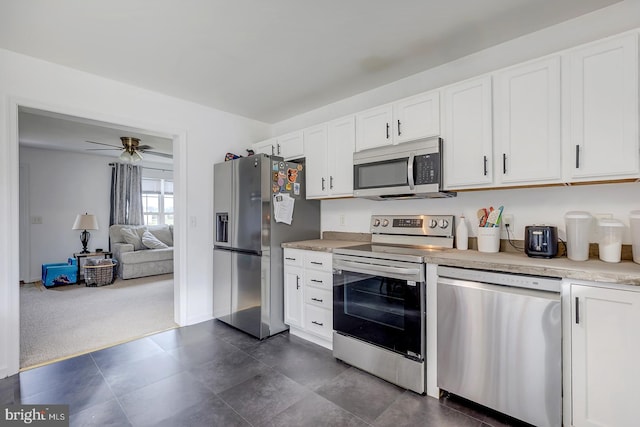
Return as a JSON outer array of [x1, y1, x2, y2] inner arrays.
[[353, 137, 455, 200]]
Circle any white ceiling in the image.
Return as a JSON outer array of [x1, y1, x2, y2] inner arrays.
[[0, 0, 621, 125]]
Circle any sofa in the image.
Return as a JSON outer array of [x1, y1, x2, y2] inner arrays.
[[109, 224, 174, 279]]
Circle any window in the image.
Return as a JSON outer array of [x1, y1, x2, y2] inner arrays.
[[142, 178, 174, 225]]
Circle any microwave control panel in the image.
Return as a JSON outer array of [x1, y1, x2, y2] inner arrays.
[[414, 153, 440, 185]]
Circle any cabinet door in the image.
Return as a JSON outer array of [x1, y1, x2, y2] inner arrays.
[[494, 57, 561, 185], [277, 131, 304, 160], [567, 33, 639, 181], [394, 91, 440, 144], [304, 124, 329, 199], [356, 104, 393, 151], [443, 76, 493, 189], [327, 115, 356, 197], [253, 138, 276, 156], [571, 284, 640, 427], [284, 266, 304, 328]]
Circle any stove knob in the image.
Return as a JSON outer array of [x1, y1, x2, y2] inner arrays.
[[373, 219, 381, 227], [381, 219, 389, 227], [439, 219, 449, 229], [429, 219, 438, 228]]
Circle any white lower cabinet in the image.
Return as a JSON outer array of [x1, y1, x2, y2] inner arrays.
[[283, 248, 333, 349], [569, 283, 640, 427]]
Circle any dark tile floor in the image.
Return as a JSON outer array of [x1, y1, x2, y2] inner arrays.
[[1, 320, 529, 426]]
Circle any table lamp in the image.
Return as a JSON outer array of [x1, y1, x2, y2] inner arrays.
[[72, 213, 99, 254]]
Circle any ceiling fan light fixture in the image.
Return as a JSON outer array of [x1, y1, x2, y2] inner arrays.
[[131, 150, 143, 162]]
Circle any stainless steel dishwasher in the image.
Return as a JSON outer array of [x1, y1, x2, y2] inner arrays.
[[437, 266, 561, 427]]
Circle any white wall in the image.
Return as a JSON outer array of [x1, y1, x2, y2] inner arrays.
[[322, 182, 640, 243], [0, 48, 269, 377]]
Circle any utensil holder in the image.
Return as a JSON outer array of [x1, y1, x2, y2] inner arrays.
[[477, 227, 500, 253]]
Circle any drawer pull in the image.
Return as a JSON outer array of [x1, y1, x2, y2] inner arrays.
[[285, 257, 297, 261], [311, 297, 323, 303], [310, 261, 323, 266], [310, 279, 323, 283], [311, 321, 324, 326]]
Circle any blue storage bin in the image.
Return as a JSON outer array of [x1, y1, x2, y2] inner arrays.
[[42, 258, 77, 287]]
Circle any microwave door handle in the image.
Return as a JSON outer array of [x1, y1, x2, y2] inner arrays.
[[407, 153, 415, 190]]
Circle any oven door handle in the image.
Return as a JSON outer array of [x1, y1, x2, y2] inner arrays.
[[336, 259, 421, 276]]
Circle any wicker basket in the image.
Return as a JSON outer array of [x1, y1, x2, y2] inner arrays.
[[84, 260, 118, 286]]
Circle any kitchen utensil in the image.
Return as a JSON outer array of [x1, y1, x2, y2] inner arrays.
[[477, 209, 487, 227], [486, 209, 500, 227]]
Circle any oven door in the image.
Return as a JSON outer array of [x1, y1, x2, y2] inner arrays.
[[333, 255, 425, 360]]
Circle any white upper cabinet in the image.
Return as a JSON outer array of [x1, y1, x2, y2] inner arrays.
[[327, 116, 356, 197], [252, 131, 304, 160], [355, 104, 393, 151], [305, 116, 356, 199], [565, 33, 639, 182], [304, 124, 329, 199], [393, 91, 440, 144], [443, 76, 494, 189], [494, 56, 562, 185], [355, 91, 440, 151]]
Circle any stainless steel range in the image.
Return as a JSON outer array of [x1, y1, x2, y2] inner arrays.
[[332, 214, 454, 394]]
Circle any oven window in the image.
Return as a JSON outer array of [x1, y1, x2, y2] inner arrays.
[[354, 158, 408, 189], [345, 277, 406, 330]]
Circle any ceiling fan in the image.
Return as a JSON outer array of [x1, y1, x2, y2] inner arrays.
[[85, 137, 172, 162]]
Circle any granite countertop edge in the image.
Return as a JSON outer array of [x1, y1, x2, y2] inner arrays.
[[282, 239, 640, 286]]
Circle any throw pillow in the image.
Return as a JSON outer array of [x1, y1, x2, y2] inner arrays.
[[121, 227, 145, 251], [148, 226, 173, 247], [142, 230, 169, 249]]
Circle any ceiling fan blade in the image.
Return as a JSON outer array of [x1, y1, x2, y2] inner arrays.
[[137, 144, 154, 150], [143, 151, 173, 159], [86, 148, 121, 151], [85, 140, 120, 148]]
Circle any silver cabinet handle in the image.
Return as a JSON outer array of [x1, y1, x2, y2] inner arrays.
[[311, 297, 323, 303], [296, 275, 300, 290], [311, 320, 324, 326], [310, 261, 323, 266], [575, 145, 580, 168], [271, 145, 275, 155], [330, 176, 334, 189], [575, 297, 580, 324], [310, 279, 323, 283], [386, 122, 390, 139], [397, 119, 402, 136], [321, 177, 325, 191], [277, 143, 281, 155], [285, 257, 297, 261], [483, 156, 488, 176], [503, 153, 507, 174]]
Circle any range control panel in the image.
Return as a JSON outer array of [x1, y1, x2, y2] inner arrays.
[[370, 215, 454, 238]]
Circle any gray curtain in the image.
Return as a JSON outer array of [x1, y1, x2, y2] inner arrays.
[[110, 163, 143, 226]]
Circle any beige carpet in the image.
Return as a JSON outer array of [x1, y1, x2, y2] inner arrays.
[[20, 274, 177, 369]]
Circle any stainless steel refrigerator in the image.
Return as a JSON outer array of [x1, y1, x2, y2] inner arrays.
[[213, 154, 320, 339]]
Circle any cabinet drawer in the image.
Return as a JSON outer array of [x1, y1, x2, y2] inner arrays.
[[304, 251, 332, 272], [283, 249, 304, 267], [304, 304, 332, 340], [305, 287, 332, 310], [305, 270, 332, 291]]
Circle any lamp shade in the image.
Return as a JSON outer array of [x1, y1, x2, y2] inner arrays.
[[72, 214, 99, 230]]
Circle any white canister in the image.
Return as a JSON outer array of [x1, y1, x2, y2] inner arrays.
[[564, 211, 593, 261], [477, 227, 500, 253], [597, 219, 624, 263]]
